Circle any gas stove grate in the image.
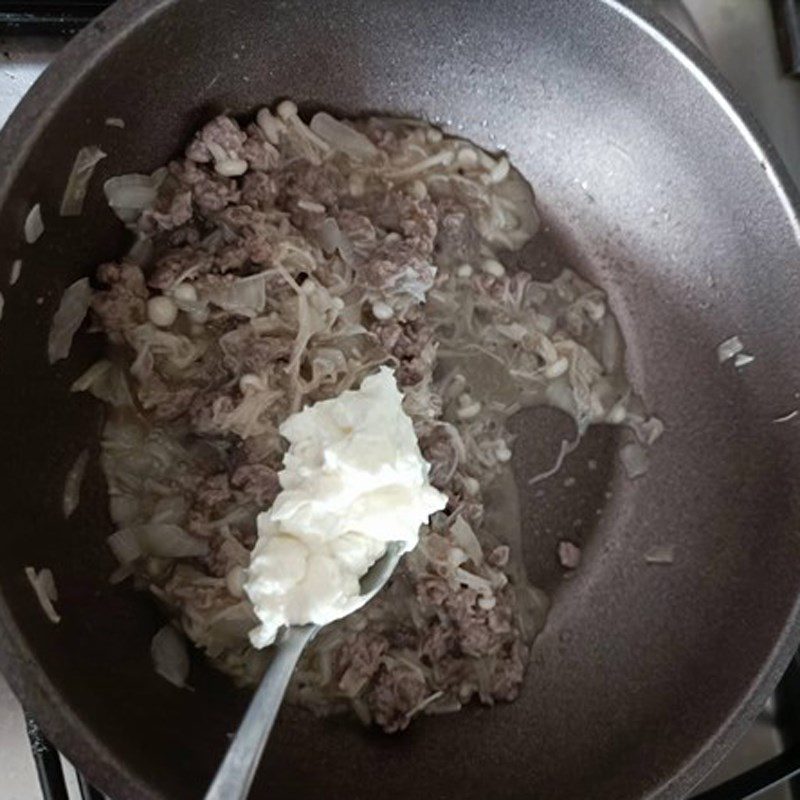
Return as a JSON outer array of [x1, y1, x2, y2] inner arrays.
[[0, 2, 113, 36]]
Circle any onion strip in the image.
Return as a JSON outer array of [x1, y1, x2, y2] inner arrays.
[[63, 448, 89, 518], [25, 567, 60, 624], [60, 146, 107, 216], [24, 203, 44, 243]]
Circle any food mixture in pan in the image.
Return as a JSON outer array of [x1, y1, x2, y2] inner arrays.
[[59, 101, 660, 732]]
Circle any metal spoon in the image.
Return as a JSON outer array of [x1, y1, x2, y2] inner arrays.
[[204, 541, 405, 800]]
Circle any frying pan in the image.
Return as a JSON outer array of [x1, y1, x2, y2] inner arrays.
[[1, 1, 799, 798]]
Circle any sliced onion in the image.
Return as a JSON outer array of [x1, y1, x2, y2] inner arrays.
[[449, 516, 483, 565], [600, 316, 624, 373], [110, 524, 208, 561], [318, 217, 355, 264], [24, 566, 60, 624], [627, 414, 665, 446], [620, 441, 648, 479], [127, 235, 154, 266], [60, 146, 107, 217], [63, 448, 89, 518], [454, 567, 493, 594], [309, 112, 379, 161], [9, 258, 21, 286], [644, 545, 674, 565], [71, 359, 133, 407], [717, 335, 744, 364], [203, 273, 267, 316], [151, 625, 190, 688], [109, 495, 141, 527], [133, 523, 208, 558], [107, 528, 144, 565], [151, 495, 189, 525], [104, 117, 125, 128], [38, 568, 58, 602], [103, 169, 166, 223], [24, 203, 44, 244], [48, 277, 92, 363], [207, 602, 258, 647]]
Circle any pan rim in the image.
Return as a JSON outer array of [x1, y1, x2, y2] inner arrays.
[[0, 1, 798, 799]]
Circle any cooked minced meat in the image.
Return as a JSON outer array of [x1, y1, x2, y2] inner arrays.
[[69, 102, 656, 732]]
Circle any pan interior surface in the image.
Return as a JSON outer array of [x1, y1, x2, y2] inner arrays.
[[0, 1, 799, 799]]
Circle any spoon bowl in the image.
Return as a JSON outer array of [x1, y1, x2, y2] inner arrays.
[[205, 541, 406, 800]]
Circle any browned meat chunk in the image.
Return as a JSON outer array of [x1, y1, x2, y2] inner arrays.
[[231, 464, 280, 506], [171, 159, 241, 214], [241, 172, 278, 209], [91, 262, 148, 336], [335, 632, 389, 697], [139, 189, 194, 234], [369, 663, 427, 733], [241, 124, 280, 172], [275, 160, 346, 209], [149, 246, 214, 291], [558, 540, 581, 570], [336, 209, 378, 259], [186, 115, 248, 164]]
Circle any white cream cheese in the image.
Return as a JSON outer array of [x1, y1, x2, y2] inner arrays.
[[244, 367, 447, 648]]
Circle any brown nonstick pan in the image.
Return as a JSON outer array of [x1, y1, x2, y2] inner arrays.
[[1, 1, 799, 798]]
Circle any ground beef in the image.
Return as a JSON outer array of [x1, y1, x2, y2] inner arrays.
[[418, 425, 459, 489], [490, 641, 528, 702], [351, 193, 438, 299], [213, 205, 278, 266], [90, 261, 148, 336], [148, 246, 214, 291], [186, 115, 248, 164], [275, 160, 346, 209], [420, 622, 455, 662], [212, 242, 250, 274], [241, 123, 280, 172], [558, 540, 581, 570], [336, 209, 377, 259], [204, 533, 250, 579], [358, 192, 438, 254], [241, 171, 278, 209], [170, 158, 241, 215], [372, 309, 435, 385], [360, 240, 436, 299], [335, 632, 389, 697], [231, 464, 280, 506], [197, 472, 232, 511], [415, 575, 450, 607], [220, 326, 293, 373], [139, 189, 194, 235], [136, 375, 197, 421], [369, 664, 428, 733], [188, 388, 235, 438]]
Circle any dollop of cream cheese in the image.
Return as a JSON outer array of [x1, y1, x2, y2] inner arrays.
[[244, 367, 447, 648]]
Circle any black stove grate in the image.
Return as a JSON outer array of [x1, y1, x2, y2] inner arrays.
[[0, 2, 113, 36]]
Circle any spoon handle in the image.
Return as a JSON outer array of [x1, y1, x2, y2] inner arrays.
[[204, 624, 318, 800]]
